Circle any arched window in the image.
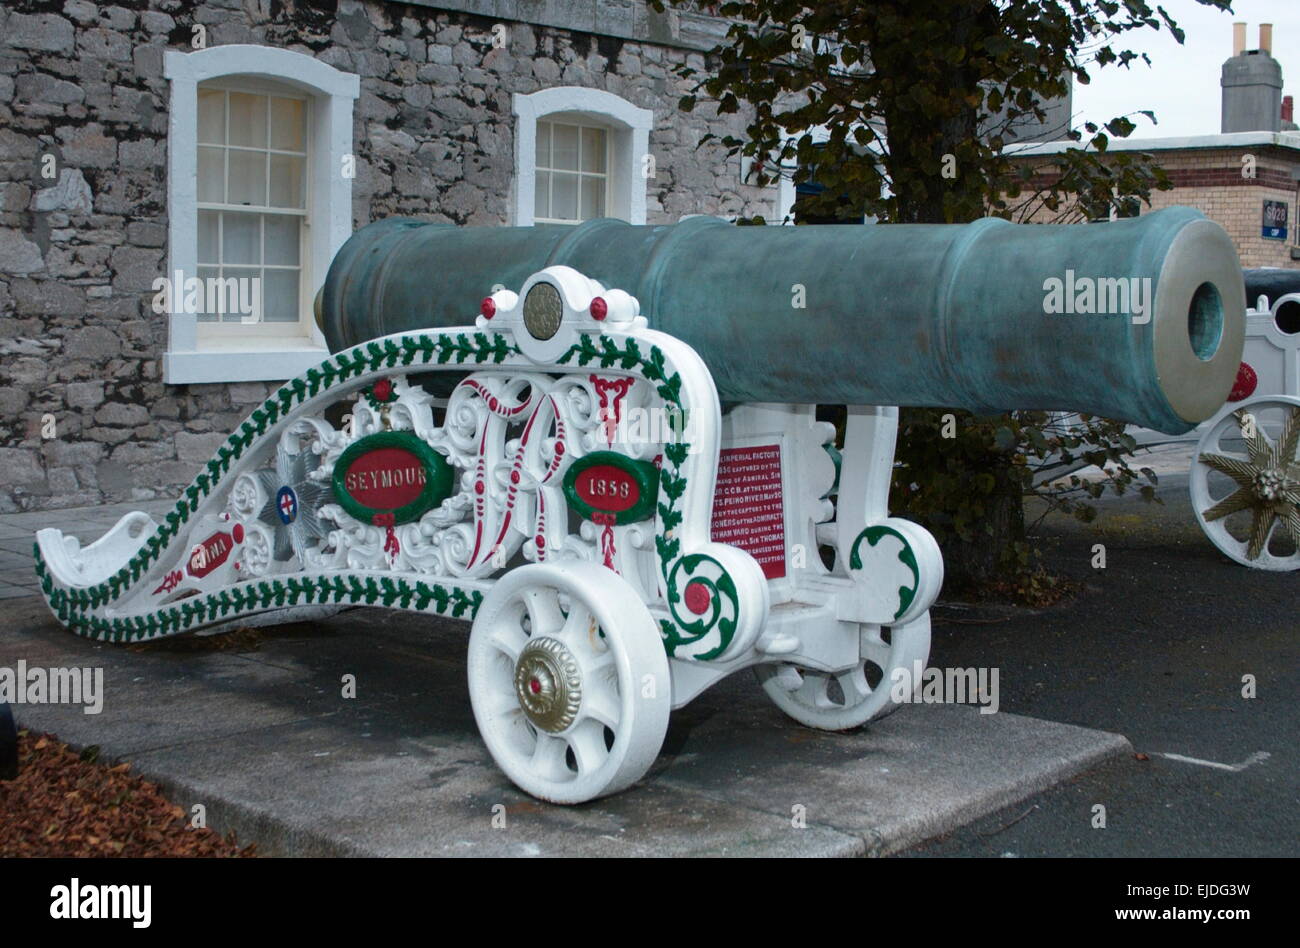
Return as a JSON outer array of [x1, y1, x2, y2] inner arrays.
[[163, 46, 359, 384], [513, 87, 653, 226]]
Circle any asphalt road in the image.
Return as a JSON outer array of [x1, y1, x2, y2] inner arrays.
[[902, 469, 1297, 857]]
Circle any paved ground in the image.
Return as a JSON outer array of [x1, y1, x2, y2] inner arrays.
[[0, 498, 174, 600], [0, 441, 1292, 857], [1, 592, 1125, 857], [908, 459, 1297, 857]]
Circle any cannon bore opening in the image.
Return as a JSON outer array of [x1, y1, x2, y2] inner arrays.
[[1188, 281, 1225, 362]]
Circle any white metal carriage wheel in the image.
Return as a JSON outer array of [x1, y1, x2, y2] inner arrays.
[[1191, 394, 1300, 571], [753, 612, 932, 731], [467, 562, 671, 803]]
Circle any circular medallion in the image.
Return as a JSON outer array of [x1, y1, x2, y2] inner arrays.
[[513, 636, 582, 733], [276, 486, 299, 525], [522, 282, 564, 341], [1229, 362, 1258, 402], [683, 580, 712, 615]]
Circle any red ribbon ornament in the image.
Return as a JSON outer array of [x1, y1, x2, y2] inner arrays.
[[373, 512, 400, 559], [592, 512, 618, 571]]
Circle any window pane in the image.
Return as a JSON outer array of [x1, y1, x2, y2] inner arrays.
[[264, 215, 300, 266], [228, 92, 267, 148], [222, 213, 260, 266], [534, 171, 550, 219], [551, 123, 578, 172], [581, 127, 606, 173], [228, 150, 267, 206], [580, 176, 605, 219], [262, 269, 299, 323], [197, 146, 225, 203], [535, 121, 550, 168], [551, 172, 578, 220], [269, 97, 304, 151], [198, 210, 219, 263], [221, 267, 261, 323], [198, 89, 225, 144], [196, 267, 220, 322], [269, 154, 304, 208]]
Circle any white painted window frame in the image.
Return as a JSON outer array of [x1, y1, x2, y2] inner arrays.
[[195, 79, 312, 339], [163, 45, 359, 385], [534, 119, 613, 224], [513, 87, 652, 226]]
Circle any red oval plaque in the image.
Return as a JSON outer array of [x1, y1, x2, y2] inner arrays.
[[574, 464, 640, 514], [186, 531, 235, 578], [341, 447, 429, 511]]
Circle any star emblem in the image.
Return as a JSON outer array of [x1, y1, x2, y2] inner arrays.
[[255, 434, 332, 562], [1199, 405, 1300, 561]]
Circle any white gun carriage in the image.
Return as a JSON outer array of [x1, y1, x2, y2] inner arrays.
[[34, 210, 1249, 802]]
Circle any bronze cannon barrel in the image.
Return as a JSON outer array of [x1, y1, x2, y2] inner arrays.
[[319, 207, 1246, 434]]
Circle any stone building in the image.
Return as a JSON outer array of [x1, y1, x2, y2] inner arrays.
[[1009, 21, 1300, 269], [0, 0, 780, 513]]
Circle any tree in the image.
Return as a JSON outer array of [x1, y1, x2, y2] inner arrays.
[[658, 0, 1231, 596]]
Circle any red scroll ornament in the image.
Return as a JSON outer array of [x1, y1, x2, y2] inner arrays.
[[591, 376, 635, 446]]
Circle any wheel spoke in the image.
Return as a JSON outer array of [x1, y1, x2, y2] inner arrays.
[[794, 671, 831, 708], [1199, 452, 1256, 488], [1202, 487, 1255, 523], [1235, 410, 1274, 468], [1273, 406, 1300, 468], [836, 666, 874, 705], [530, 732, 569, 780], [489, 623, 527, 662], [1280, 506, 1300, 548], [582, 673, 622, 729], [557, 600, 594, 646], [558, 602, 613, 670], [566, 719, 609, 775], [521, 587, 564, 637], [1246, 507, 1277, 561], [860, 633, 894, 672]]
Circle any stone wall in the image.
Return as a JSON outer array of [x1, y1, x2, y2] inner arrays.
[[0, 0, 774, 513]]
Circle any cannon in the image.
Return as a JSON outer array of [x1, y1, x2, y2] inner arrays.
[[35, 208, 1246, 803]]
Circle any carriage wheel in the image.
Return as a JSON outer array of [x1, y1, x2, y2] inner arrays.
[[754, 612, 932, 731], [1191, 395, 1300, 571], [467, 562, 671, 803]]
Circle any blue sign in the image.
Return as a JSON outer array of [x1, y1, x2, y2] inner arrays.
[[1262, 200, 1288, 240], [276, 486, 298, 524]]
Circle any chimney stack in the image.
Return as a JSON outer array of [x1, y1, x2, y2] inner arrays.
[[1222, 23, 1283, 133], [1283, 95, 1295, 126]]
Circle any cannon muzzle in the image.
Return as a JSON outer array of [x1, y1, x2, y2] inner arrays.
[[321, 207, 1245, 434]]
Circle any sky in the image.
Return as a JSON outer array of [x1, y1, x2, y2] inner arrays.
[[1070, 0, 1300, 139]]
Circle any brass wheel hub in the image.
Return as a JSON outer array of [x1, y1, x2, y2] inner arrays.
[[1252, 467, 1289, 503], [514, 636, 582, 733]]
